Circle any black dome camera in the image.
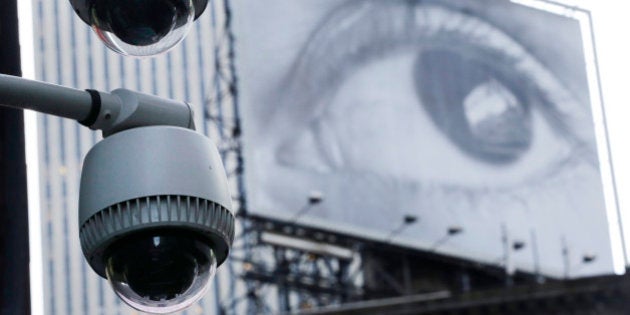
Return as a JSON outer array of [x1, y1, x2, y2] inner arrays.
[[69, 0, 209, 56], [72, 90, 235, 313], [0, 74, 235, 313]]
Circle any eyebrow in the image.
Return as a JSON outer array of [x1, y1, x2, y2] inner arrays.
[[262, 0, 595, 163]]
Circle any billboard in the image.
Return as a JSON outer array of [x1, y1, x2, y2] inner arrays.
[[233, 0, 624, 278]]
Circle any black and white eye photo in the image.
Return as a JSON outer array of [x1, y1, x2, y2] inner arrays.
[[234, 0, 621, 278]]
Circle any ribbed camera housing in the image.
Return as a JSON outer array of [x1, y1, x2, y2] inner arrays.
[[78, 126, 234, 312]]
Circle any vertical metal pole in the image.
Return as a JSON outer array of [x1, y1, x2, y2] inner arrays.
[[0, 1, 30, 313], [337, 259, 350, 303], [222, 0, 247, 215], [459, 269, 471, 293], [562, 236, 570, 279], [501, 224, 513, 286], [275, 248, 291, 312], [213, 0, 252, 313], [402, 254, 412, 295], [530, 229, 544, 284]]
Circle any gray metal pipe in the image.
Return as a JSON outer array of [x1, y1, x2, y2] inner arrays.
[[0, 74, 92, 121], [0, 74, 195, 137]]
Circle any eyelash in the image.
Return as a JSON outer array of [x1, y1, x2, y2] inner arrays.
[[267, 1, 586, 151]]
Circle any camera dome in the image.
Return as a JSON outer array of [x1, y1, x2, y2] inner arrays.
[[105, 231, 217, 313], [89, 0, 195, 56], [78, 126, 234, 313]]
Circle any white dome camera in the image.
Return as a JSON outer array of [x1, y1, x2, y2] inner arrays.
[[79, 125, 233, 314], [68, 0, 209, 56], [0, 75, 235, 314]]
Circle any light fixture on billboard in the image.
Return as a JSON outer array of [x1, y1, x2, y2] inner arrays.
[[582, 254, 597, 264], [308, 190, 324, 205], [287, 190, 324, 225], [68, 0, 210, 57], [447, 226, 463, 236], [0, 74, 234, 314], [491, 240, 526, 264], [430, 226, 464, 251], [405, 215, 419, 225], [568, 253, 598, 277], [512, 240, 526, 251], [562, 237, 570, 279], [385, 214, 419, 243]]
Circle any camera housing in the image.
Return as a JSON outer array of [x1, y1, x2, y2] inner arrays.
[[0, 74, 235, 314], [69, 0, 209, 56], [79, 125, 234, 313]]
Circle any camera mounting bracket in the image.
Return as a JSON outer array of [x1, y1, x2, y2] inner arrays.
[[0, 74, 195, 137]]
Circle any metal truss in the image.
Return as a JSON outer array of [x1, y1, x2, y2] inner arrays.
[[203, 1, 364, 314], [223, 217, 364, 314], [204, 0, 246, 213]]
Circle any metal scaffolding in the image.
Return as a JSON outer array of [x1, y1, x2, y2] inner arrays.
[[204, 1, 364, 313], [203, 1, 629, 314]]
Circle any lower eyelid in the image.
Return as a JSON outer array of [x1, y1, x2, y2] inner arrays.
[[312, 119, 346, 169], [276, 119, 345, 172]]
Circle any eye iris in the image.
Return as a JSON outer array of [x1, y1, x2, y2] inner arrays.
[[464, 79, 532, 157], [414, 49, 532, 164]]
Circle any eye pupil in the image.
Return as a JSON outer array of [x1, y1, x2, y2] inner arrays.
[[414, 49, 532, 164], [464, 79, 531, 156]]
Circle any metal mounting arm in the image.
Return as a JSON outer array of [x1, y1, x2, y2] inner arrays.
[[0, 74, 195, 137]]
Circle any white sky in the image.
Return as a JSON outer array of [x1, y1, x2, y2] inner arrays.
[[580, 2, 630, 265], [15, 1, 630, 314]]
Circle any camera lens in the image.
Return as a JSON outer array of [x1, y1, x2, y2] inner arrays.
[[107, 0, 178, 46], [90, 0, 195, 56], [105, 231, 217, 314]]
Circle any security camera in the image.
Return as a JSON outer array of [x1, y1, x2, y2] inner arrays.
[[0, 74, 234, 313], [68, 0, 209, 56]]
